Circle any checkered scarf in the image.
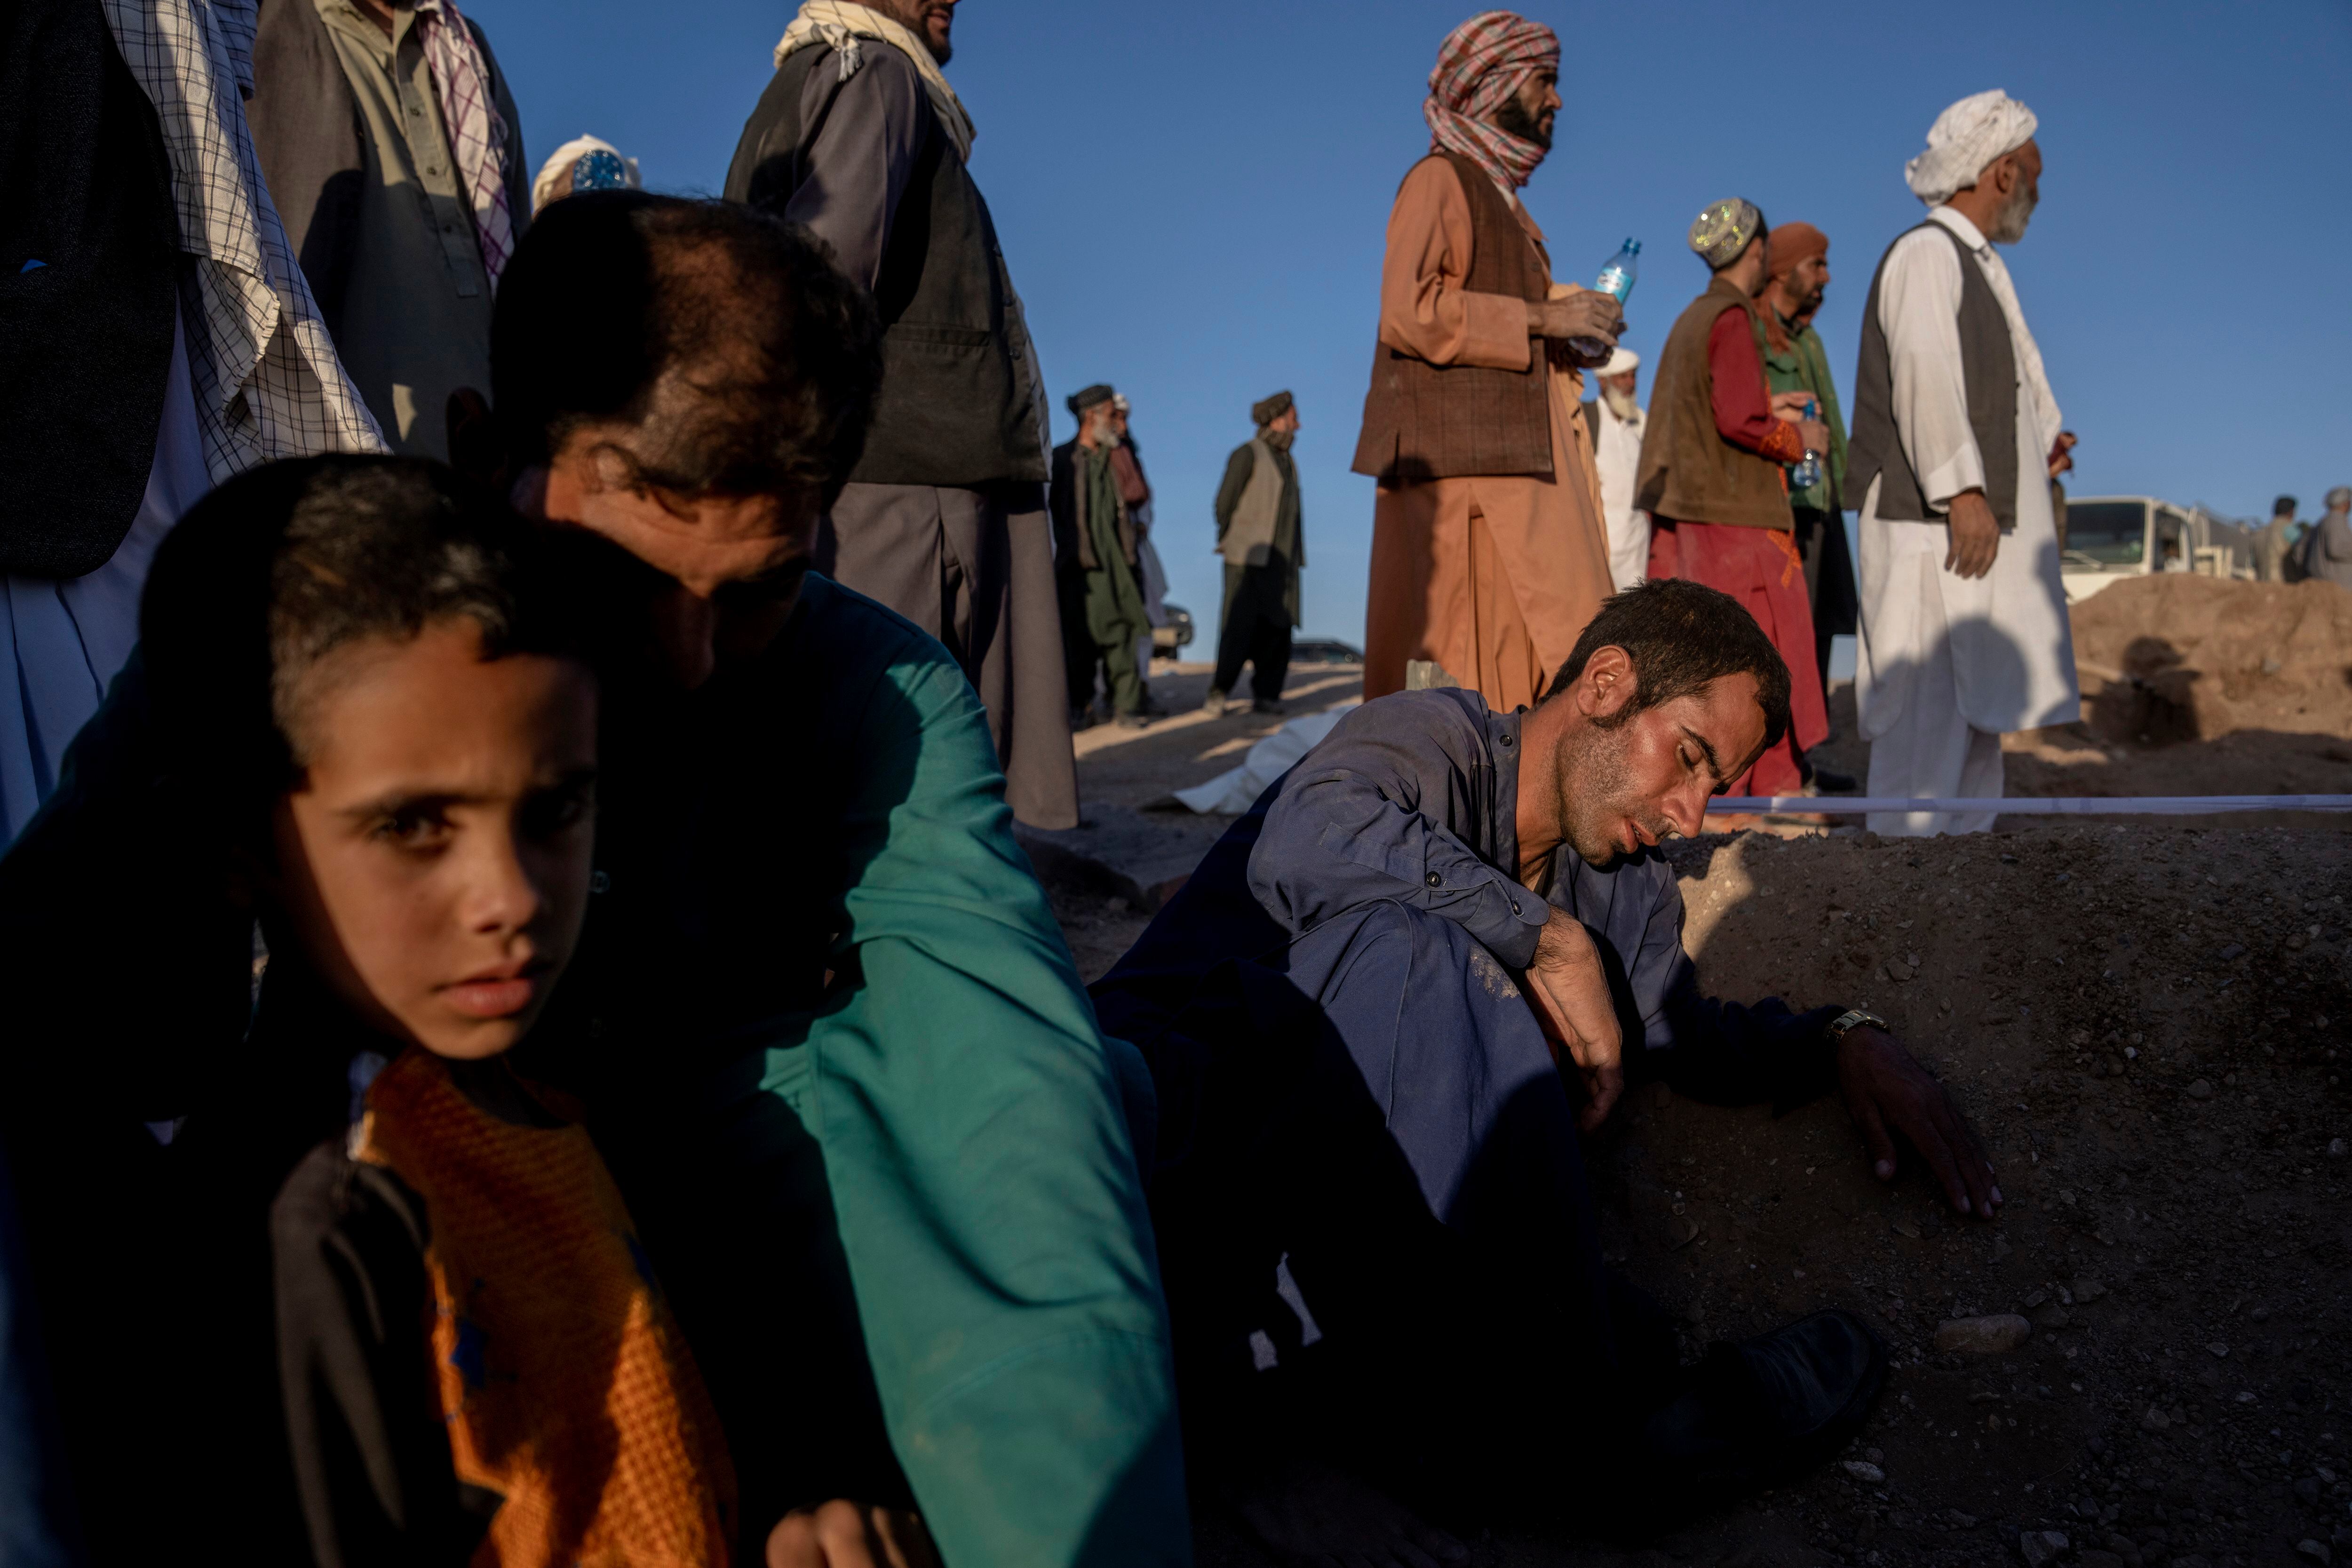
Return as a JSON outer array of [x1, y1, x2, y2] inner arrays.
[[1423, 11, 1558, 193], [416, 0, 515, 288], [100, 0, 384, 481]]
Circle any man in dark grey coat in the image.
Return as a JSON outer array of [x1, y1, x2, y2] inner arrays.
[[2307, 486, 2352, 590], [725, 0, 1076, 828]]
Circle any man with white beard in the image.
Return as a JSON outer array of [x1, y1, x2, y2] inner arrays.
[[1846, 90, 2081, 836], [1581, 348, 1651, 589]]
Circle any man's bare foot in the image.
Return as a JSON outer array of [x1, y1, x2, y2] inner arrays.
[[1233, 1458, 1471, 1568]]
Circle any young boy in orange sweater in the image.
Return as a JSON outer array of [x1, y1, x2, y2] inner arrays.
[[141, 454, 743, 1566]]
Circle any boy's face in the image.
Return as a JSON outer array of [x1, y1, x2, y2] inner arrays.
[[271, 620, 599, 1060]]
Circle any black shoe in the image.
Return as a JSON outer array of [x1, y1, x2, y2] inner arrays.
[[1811, 766, 1858, 794], [1638, 1309, 1886, 1495], [1252, 698, 1287, 716], [1114, 711, 1152, 730]]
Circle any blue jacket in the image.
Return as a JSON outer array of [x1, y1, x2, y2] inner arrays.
[[1097, 688, 1840, 1110]]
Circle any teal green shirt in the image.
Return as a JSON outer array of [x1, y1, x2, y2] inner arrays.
[[779, 580, 1179, 1565], [576, 574, 1186, 1567], [1761, 315, 1848, 513]]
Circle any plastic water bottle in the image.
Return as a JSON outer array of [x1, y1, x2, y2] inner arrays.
[[1570, 237, 1640, 360], [1790, 397, 1824, 493]]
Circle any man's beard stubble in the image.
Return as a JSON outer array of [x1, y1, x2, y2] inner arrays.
[[1552, 717, 1673, 868], [1491, 95, 1553, 154], [887, 0, 953, 62], [1985, 180, 2038, 244]]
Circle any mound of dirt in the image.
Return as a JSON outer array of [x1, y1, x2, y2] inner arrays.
[[2070, 576, 2352, 744], [1058, 820, 2352, 1568], [1592, 822, 2352, 1568]]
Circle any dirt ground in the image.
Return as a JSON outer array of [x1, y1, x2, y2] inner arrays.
[[1803, 689, 2352, 837], [1808, 576, 2352, 833], [2069, 575, 2352, 743], [1048, 586, 2352, 1568]]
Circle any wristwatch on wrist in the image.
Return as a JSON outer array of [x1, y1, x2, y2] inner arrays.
[[1825, 1008, 1889, 1045]]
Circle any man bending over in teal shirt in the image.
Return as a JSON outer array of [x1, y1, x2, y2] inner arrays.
[[0, 193, 1184, 1568]]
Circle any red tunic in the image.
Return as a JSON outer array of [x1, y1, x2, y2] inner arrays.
[[1647, 305, 1828, 796]]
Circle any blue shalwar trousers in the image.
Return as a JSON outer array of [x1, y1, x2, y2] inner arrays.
[[1130, 899, 1659, 1504]]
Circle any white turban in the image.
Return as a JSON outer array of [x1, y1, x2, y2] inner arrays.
[[1597, 347, 1639, 376], [1904, 90, 2038, 205]]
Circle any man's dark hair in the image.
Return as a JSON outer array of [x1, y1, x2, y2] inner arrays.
[[492, 191, 883, 505], [1542, 578, 1792, 750], [2273, 495, 2298, 517], [141, 455, 597, 843]]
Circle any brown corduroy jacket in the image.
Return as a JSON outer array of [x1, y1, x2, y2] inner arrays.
[[1351, 152, 1552, 486], [1634, 278, 1793, 530]]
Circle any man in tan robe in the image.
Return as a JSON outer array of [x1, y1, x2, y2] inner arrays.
[[1352, 12, 1623, 712]]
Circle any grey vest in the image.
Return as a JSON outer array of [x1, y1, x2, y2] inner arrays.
[[727, 44, 1046, 488], [1846, 221, 2018, 529], [1221, 439, 1283, 566]]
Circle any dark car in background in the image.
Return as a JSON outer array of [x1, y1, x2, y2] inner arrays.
[[1151, 607, 1360, 666], [1152, 604, 1195, 656]]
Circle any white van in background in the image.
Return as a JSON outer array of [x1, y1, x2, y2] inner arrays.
[[2058, 495, 2256, 602]]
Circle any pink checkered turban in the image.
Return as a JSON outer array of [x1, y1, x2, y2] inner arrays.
[[1423, 11, 1560, 193]]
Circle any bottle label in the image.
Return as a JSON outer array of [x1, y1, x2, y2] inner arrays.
[[1594, 266, 1630, 301]]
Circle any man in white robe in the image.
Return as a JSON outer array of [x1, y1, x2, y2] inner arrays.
[[1581, 347, 1651, 590], [1848, 90, 2079, 837]]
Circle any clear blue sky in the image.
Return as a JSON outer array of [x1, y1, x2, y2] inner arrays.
[[471, 0, 2352, 647]]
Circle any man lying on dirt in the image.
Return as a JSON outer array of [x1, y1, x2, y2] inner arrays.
[[1093, 579, 2001, 1564]]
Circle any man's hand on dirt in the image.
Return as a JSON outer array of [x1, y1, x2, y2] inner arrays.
[[1526, 909, 1624, 1130], [1943, 489, 2001, 579], [767, 1502, 940, 1568], [1836, 1025, 2002, 1219]]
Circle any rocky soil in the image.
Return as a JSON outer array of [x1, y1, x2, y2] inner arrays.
[[1578, 823, 2352, 1568]]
